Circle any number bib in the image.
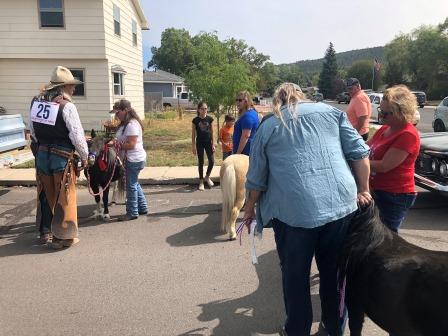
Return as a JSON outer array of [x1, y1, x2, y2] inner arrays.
[[30, 100, 60, 126]]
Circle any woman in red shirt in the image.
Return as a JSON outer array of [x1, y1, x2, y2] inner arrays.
[[367, 85, 420, 232]]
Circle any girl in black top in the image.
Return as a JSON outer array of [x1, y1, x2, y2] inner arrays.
[[192, 102, 215, 190]]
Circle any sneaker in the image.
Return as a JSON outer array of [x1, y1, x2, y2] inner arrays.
[[117, 214, 138, 221], [198, 181, 205, 191], [50, 238, 64, 250], [204, 176, 214, 187], [138, 210, 148, 215]]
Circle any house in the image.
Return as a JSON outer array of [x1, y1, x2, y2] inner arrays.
[[143, 69, 188, 98], [0, 0, 149, 129]]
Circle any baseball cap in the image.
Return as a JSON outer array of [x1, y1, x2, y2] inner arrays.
[[346, 78, 360, 88]]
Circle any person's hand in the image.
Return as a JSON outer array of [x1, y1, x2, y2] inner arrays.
[[192, 146, 196, 155], [243, 204, 256, 234], [212, 144, 216, 153], [357, 191, 372, 207]]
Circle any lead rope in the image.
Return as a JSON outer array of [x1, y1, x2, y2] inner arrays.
[[85, 158, 118, 197]]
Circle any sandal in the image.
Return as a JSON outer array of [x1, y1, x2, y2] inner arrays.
[[39, 233, 52, 244]]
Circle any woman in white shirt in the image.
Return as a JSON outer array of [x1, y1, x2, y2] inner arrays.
[[114, 99, 148, 220]]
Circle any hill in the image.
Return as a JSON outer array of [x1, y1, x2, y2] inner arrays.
[[283, 46, 385, 77]]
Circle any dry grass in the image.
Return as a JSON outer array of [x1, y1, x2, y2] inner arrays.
[[144, 111, 224, 167]]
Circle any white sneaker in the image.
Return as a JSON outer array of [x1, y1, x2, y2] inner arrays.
[[198, 181, 205, 191], [205, 176, 214, 187]]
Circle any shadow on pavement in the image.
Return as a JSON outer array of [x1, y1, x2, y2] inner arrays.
[[178, 250, 322, 336], [160, 203, 228, 246]]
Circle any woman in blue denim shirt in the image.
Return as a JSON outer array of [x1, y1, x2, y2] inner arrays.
[[243, 83, 371, 336]]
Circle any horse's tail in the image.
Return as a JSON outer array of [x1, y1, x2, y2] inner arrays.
[[220, 162, 236, 234]]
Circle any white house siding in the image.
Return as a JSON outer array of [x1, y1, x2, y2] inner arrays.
[[103, 0, 145, 119], [0, 0, 106, 59], [0, 59, 112, 130]]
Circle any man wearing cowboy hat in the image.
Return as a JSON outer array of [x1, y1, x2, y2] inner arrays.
[[30, 66, 88, 249]]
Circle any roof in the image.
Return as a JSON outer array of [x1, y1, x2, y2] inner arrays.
[[143, 69, 185, 84], [131, 0, 149, 30]]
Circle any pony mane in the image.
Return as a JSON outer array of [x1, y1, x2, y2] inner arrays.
[[339, 202, 393, 270]]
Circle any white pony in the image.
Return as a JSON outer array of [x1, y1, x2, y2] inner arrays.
[[220, 154, 249, 240]]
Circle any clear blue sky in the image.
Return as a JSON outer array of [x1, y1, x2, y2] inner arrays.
[[141, 0, 447, 67]]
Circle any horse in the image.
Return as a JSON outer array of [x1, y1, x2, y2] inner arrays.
[[85, 130, 125, 220], [339, 203, 448, 336], [219, 154, 249, 240]]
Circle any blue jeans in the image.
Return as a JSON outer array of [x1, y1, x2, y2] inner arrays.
[[372, 190, 417, 232], [125, 160, 148, 216], [273, 212, 354, 336], [36, 145, 70, 234]]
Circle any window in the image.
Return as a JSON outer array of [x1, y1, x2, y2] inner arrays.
[[113, 4, 120, 36], [113, 73, 124, 96], [132, 19, 137, 46], [39, 0, 64, 28], [69, 69, 85, 97]]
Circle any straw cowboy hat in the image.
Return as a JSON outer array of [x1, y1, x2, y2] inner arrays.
[[44, 66, 83, 91]]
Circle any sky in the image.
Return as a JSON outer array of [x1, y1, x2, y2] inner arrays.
[[140, 0, 448, 67]]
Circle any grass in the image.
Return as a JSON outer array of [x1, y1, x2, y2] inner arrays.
[[145, 110, 223, 167]]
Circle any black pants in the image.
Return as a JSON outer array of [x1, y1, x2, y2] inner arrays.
[[196, 141, 214, 179]]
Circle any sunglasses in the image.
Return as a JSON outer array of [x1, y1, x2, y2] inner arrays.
[[235, 98, 244, 102], [377, 107, 393, 117]]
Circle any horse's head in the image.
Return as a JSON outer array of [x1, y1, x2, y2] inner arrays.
[[87, 129, 116, 168]]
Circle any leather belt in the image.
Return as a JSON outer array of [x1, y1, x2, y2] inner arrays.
[[38, 145, 73, 159]]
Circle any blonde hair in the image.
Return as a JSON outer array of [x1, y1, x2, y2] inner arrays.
[[272, 83, 306, 125], [236, 90, 254, 113], [382, 85, 417, 123]]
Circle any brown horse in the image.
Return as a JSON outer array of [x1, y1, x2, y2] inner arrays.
[[219, 154, 249, 240]]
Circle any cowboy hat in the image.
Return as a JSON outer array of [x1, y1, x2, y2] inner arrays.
[[44, 66, 83, 91]]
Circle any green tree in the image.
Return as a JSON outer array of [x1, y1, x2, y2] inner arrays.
[[318, 42, 338, 98], [148, 28, 194, 76], [384, 34, 412, 85], [257, 62, 280, 96], [185, 32, 256, 132], [347, 59, 381, 90]]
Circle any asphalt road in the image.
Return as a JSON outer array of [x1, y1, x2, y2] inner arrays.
[[0, 185, 447, 336], [327, 102, 436, 133]]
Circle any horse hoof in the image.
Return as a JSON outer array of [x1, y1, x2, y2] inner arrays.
[[228, 236, 237, 241], [102, 214, 111, 220], [110, 202, 116, 206]]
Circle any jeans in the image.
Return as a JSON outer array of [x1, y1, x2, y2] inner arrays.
[[372, 190, 417, 232], [36, 145, 70, 234], [125, 160, 148, 217], [222, 151, 232, 161], [272, 212, 355, 336], [196, 141, 214, 179]]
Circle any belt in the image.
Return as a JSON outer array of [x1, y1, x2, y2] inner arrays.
[[38, 145, 73, 159]]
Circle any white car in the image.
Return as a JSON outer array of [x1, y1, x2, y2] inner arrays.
[[368, 92, 420, 126], [433, 96, 448, 132]]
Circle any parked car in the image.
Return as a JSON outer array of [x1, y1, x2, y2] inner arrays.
[[414, 132, 448, 195], [313, 93, 324, 102], [412, 91, 427, 108], [162, 92, 196, 109], [369, 92, 420, 126], [433, 96, 448, 132], [336, 92, 351, 104]]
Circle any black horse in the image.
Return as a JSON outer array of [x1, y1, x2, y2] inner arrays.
[[339, 203, 448, 336], [85, 130, 124, 220]]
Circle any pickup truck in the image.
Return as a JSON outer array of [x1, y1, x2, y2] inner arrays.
[[162, 92, 196, 110], [414, 132, 448, 195]]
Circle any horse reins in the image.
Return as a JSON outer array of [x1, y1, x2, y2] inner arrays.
[[85, 142, 123, 197]]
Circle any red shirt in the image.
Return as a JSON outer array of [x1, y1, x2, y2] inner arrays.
[[369, 123, 420, 193]]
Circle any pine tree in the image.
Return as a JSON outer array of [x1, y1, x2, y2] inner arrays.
[[318, 42, 338, 99]]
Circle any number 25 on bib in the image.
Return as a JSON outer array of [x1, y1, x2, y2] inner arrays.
[[30, 101, 59, 126]]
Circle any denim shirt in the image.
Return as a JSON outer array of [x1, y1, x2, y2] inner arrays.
[[246, 102, 369, 230]]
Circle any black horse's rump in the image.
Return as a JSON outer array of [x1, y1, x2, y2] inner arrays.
[[85, 130, 124, 219], [339, 203, 448, 336]]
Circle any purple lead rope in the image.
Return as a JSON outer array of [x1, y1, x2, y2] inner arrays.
[[236, 218, 253, 245]]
